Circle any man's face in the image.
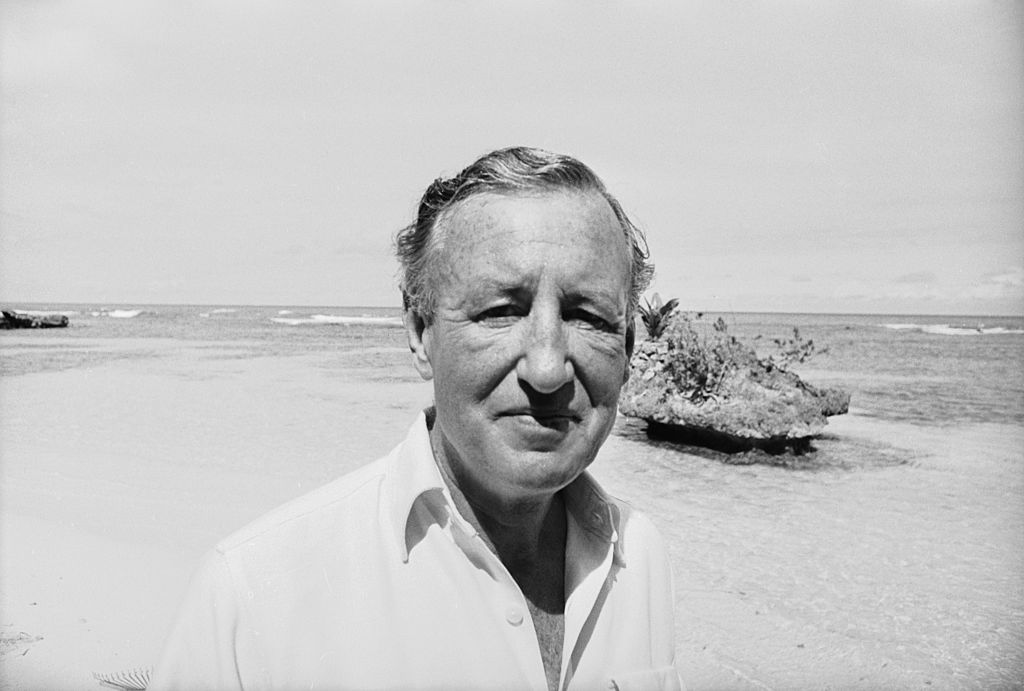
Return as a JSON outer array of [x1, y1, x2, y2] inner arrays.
[[409, 189, 634, 508]]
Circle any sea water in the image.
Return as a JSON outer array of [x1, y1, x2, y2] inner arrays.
[[2, 304, 1023, 687], [4, 306, 1022, 421]]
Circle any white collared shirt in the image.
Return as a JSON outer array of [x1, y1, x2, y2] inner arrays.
[[150, 413, 680, 691]]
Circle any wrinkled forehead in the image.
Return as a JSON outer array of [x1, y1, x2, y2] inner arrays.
[[432, 187, 628, 256], [426, 189, 632, 308]]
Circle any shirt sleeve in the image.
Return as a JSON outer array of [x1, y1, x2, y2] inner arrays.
[[148, 549, 248, 691], [647, 515, 682, 679], [627, 511, 685, 689]]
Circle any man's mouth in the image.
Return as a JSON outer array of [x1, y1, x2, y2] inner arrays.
[[501, 409, 581, 427]]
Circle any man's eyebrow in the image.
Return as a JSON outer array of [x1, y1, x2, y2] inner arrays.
[[455, 279, 531, 305], [564, 288, 627, 310], [453, 273, 626, 309]]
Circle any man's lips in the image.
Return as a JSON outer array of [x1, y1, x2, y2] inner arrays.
[[500, 409, 582, 425]]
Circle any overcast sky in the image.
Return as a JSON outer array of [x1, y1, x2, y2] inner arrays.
[[2, 1, 1021, 315]]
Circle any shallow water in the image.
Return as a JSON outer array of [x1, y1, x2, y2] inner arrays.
[[598, 416, 1024, 688], [2, 305, 1023, 687]]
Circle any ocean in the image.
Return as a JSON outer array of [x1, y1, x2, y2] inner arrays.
[[2, 304, 1023, 687], [4, 305, 1023, 421]]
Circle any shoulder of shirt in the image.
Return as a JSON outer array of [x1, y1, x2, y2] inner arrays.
[[604, 492, 669, 559], [213, 453, 391, 554]]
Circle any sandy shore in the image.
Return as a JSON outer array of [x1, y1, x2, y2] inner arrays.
[[2, 345, 1022, 689], [1, 346, 432, 690]]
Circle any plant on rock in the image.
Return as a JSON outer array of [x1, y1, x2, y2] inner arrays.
[[622, 308, 850, 453], [637, 293, 679, 339], [756, 327, 828, 372]]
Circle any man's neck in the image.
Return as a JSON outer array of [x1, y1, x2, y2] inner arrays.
[[429, 425, 567, 691], [427, 418, 560, 558], [435, 449, 564, 566]]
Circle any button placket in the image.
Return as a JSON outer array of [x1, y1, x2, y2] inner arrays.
[[446, 507, 532, 632]]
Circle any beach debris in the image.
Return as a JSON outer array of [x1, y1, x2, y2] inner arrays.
[[93, 667, 152, 690], [0, 631, 44, 657], [621, 310, 850, 453], [1, 309, 69, 329]]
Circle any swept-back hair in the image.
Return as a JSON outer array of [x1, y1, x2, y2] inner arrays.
[[394, 146, 653, 322]]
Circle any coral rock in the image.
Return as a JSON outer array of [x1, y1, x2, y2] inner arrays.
[[621, 314, 849, 451]]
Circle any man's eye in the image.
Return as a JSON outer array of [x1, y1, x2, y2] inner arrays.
[[567, 309, 613, 331], [476, 305, 524, 323]]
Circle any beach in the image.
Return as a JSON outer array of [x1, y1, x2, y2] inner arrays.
[[2, 307, 1023, 689]]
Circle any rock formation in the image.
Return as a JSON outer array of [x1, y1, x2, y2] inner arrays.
[[621, 312, 849, 453], [1, 310, 69, 329]]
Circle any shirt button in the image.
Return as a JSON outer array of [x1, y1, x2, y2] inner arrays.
[[504, 606, 524, 626]]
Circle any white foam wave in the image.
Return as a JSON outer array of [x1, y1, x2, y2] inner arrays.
[[270, 314, 402, 327], [277, 310, 294, 315], [199, 308, 236, 318], [88, 309, 145, 318], [880, 322, 1024, 336]]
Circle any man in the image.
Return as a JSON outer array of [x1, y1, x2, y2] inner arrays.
[[150, 147, 680, 690]]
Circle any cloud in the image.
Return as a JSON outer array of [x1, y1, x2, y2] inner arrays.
[[894, 271, 936, 284], [966, 266, 1024, 299], [832, 279, 939, 302], [986, 266, 1024, 287]]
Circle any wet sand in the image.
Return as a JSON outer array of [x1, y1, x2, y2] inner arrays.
[[2, 340, 1022, 689]]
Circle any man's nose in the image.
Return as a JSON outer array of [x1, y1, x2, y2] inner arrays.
[[516, 312, 574, 394]]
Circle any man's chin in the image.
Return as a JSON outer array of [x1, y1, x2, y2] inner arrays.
[[493, 443, 596, 493]]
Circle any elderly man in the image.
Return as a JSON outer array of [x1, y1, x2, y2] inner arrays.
[[150, 147, 680, 691]]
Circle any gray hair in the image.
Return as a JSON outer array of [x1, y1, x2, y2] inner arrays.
[[395, 146, 654, 323]]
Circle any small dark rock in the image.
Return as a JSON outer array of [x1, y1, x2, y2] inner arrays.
[[1, 310, 68, 329]]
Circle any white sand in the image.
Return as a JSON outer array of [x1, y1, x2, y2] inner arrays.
[[1, 347, 432, 690], [2, 344, 1022, 689]]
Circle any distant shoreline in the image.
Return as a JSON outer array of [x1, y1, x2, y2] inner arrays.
[[2, 301, 1022, 320]]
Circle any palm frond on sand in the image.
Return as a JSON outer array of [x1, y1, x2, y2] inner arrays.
[[93, 667, 151, 690]]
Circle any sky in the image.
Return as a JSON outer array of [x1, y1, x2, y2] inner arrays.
[[1, 0, 1021, 315]]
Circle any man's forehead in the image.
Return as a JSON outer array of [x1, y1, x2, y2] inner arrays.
[[429, 189, 632, 304], [436, 188, 621, 242]]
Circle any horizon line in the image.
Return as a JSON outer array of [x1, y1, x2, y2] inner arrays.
[[2, 300, 1021, 320]]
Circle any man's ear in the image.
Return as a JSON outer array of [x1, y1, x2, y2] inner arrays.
[[623, 321, 635, 384], [404, 309, 434, 381]]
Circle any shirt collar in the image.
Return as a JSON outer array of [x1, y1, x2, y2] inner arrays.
[[562, 471, 625, 568], [384, 410, 624, 567], [384, 410, 447, 563]]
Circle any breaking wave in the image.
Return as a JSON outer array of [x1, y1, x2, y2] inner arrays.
[[90, 309, 146, 319], [199, 308, 238, 318], [880, 323, 1024, 336], [270, 314, 403, 327]]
